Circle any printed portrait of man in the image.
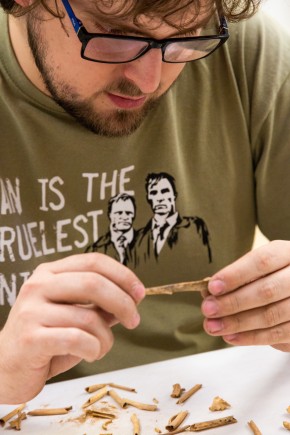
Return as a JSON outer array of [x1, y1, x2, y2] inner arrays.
[[86, 193, 137, 265], [134, 172, 212, 263]]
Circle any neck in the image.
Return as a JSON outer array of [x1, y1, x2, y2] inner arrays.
[[9, 14, 50, 95]]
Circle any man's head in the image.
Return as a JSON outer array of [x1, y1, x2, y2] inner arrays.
[[145, 172, 177, 217], [5, 0, 261, 137], [1, 0, 262, 21], [108, 193, 136, 232]]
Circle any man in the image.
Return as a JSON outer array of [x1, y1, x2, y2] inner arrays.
[[135, 172, 211, 265], [2, 0, 290, 406], [86, 193, 137, 265]]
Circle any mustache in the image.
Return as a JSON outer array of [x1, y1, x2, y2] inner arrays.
[[106, 79, 158, 97]]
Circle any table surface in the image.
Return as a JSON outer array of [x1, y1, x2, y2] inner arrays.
[[1, 345, 290, 434]]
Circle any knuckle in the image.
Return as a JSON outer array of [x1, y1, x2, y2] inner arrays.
[[62, 329, 82, 351], [232, 314, 242, 331], [269, 326, 284, 343], [79, 309, 97, 328], [33, 262, 50, 274], [263, 305, 280, 328], [258, 280, 278, 303], [19, 330, 35, 347], [83, 253, 103, 269], [99, 330, 114, 357], [85, 252, 119, 269], [226, 294, 240, 314], [19, 279, 40, 298], [80, 273, 96, 290], [255, 246, 276, 274]]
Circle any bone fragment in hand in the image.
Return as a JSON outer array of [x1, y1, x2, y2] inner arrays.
[[146, 278, 210, 295]]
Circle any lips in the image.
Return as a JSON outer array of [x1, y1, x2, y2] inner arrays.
[[107, 92, 146, 109]]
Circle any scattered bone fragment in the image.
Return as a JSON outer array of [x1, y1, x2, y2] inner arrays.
[[209, 396, 231, 411]]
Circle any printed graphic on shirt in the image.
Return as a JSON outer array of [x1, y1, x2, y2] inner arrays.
[[85, 193, 137, 265], [0, 168, 134, 307], [0, 170, 211, 309], [86, 172, 212, 265]]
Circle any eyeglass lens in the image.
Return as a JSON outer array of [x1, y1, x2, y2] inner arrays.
[[164, 39, 221, 62], [84, 37, 222, 63], [85, 38, 149, 62]]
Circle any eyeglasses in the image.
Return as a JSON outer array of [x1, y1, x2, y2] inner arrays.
[[61, 0, 229, 64]]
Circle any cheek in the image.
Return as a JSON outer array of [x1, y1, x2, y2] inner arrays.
[[43, 22, 117, 89]]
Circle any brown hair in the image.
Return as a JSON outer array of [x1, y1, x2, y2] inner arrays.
[[1, 0, 262, 23]]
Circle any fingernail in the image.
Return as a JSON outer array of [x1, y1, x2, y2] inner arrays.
[[208, 279, 226, 295], [206, 319, 224, 333], [202, 298, 219, 316], [223, 334, 238, 342]]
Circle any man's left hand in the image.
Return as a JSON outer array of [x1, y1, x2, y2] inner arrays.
[[202, 240, 290, 352]]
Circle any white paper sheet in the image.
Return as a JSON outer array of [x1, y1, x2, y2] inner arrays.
[[1, 345, 290, 434]]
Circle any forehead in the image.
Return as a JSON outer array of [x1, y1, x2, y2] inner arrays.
[[83, 0, 214, 32], [148, 178, 173, 191], [111, 199, 134, 211]]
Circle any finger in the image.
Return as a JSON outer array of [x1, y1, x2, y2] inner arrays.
[[202, 265, 290, 318], [204, 298, 290, 336], [96, 307, 118, 327], [38, 303, 115, 355], [48, 355, 82, 379], [23, 272, 141, 329], [208, 240, 290, 295], [35, 253, 145, 303], [34, 327, 113, 364], [220, 321, 290, 347]]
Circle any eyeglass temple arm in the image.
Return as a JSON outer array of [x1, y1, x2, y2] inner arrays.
[[220, 16, 228, 33], [61, 0, 82, 34]]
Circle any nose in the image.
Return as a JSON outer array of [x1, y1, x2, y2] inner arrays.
[[122, 48, 163, 94]]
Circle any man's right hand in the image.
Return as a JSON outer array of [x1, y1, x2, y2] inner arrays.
[[0, 253, 145, 404]]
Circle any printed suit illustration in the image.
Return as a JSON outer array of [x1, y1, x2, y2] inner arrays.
[[86, 172, 212, 265], [86, 193, 137, 265]]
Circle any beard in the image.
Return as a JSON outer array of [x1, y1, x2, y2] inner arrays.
[[26, 15, 166, 137]]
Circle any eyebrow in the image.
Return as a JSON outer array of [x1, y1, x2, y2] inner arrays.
[[89, 13, 215, 38]]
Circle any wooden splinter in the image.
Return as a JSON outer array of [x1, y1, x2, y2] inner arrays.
[[166, 411, 189, 431], [248, 420, 262, 435], [177, 384, 202, 404], [86, 409, 116, 420], [9, 412, 27, 431], [131, 413, 141, 435], [82, 386, 109, 408], [171, 384, 185, 398], [27, 406, 73, 416], [102, 419, 113, 430], [108, 389, 157, 411], [0, 403, 26, 426], [85, 382, 137, 394], [160, 415, 237, 434], [188, 416, 237, 431], [146, 279, 209, 296]]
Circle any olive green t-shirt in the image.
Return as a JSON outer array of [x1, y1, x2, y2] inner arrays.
[[1, 9, 290, 380]]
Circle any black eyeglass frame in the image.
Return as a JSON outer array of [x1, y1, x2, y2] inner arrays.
[[61, 0, 229, 64]]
